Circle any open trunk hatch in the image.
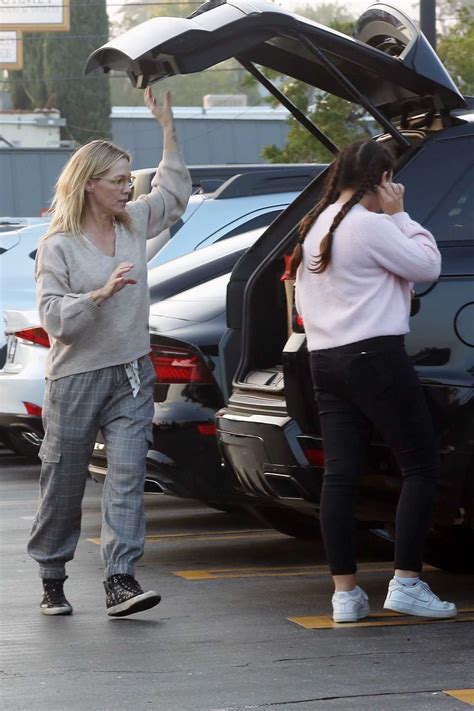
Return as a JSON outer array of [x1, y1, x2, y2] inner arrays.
[[86, 0, 465, 121]]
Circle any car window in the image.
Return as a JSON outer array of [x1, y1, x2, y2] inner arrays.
[[398, 137, 473, 225], [425, 163, 474, 243], [215, 210, 284, 242]]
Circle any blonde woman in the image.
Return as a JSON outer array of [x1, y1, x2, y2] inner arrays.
[[28, 89, 192, 617]]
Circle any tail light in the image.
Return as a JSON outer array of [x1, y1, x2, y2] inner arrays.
[[23, 402, 43, 417], [15, 327, 50, 348], [302, 446, 325, 467], [150, 345, 213, 384], [197, 422, 216, 436]]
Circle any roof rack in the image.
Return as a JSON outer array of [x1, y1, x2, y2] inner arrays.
[[211, 165, 326, 199], [131, 163, 326, 200]]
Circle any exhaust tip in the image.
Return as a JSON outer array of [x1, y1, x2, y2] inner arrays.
[[21, 431, 42, 446], [144, 478, 165, 494]]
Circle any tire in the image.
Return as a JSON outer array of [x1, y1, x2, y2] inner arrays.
[[252, 505, 320, 539], [423, 526, 474, 574]]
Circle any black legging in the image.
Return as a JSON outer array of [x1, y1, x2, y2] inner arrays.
[[310, 335, 440, 575]]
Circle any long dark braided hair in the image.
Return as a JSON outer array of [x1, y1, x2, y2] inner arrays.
[[285, 140, 394, 277]]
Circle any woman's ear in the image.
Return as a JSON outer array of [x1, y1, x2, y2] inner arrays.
[[85, 180, 94, 195]]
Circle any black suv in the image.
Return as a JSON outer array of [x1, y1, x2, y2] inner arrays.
[[87, 1, 474, 571]]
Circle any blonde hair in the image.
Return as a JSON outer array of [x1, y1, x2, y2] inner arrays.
[[45, 140, 133, 238]]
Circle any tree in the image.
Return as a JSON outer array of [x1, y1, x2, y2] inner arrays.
[[437, 0, 474, 95], [258, 0, 474, 163], [251, 4, 371, 163], [7, 0, 111, 145]]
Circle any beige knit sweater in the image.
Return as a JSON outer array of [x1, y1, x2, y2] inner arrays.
[[36, 150, 192, 380]]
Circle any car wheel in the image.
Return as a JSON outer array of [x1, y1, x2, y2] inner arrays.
[[252, 506, 320, 539], [423, 526, 474, 574]]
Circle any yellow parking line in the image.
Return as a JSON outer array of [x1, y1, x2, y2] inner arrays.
[[174, 562, 435, 580], [443, 690, 474, 706], [288, 609, 474, 630], [87, 529, 278, 545]]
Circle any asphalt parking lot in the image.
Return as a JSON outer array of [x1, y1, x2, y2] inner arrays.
[[1, 447, 473, 711]]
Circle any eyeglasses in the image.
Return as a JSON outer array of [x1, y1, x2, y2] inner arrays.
[[92, 176, 135, 190]]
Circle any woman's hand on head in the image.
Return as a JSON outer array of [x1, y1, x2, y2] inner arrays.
[[375, 171, 405, 216], [92, 262, 137, 305], [144, 87, 173, 128]]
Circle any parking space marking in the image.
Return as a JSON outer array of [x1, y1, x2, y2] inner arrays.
[[288, 609, 474, 630], [443, 690, 474, 706], [173, 562, 437, 580], [87, 529, 280, 545]]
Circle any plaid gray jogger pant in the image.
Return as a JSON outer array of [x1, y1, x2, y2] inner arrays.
[[27, 356, 155, 580]]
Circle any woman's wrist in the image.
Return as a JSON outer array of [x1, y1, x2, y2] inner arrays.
[[91, 288, 106, 306], [162, 119, 178, 152], [384, 205, 404, 216]]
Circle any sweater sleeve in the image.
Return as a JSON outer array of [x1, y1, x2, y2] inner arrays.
[[356, 211, 441, 282], [35, 239, 100, 346], [127, 150, 192, 240]]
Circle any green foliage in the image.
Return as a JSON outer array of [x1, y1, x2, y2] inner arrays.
[[7, 0, 111, 145], [262, 94, 371, 163], [437, 1, 474, 95], [255, 4, 370, 163], [260, 0, 474, 163]]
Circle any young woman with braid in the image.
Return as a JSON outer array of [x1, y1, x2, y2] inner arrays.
[[288, 140, 456, 622]]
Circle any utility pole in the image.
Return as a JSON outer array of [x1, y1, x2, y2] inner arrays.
[[420, 0, 437, 49]]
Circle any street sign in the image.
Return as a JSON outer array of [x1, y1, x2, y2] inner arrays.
[[0, 30, 23, 69], [0, 0, 70, 32]]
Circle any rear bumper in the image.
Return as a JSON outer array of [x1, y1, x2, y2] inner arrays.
[[90, 423, 252, 505], [216, 410, 323, 512], [216, 402, 474, 528]]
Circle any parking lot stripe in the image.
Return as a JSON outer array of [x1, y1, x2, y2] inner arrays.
[[288, 609, 474, 629], [87, 529, 279, 545], [443, 690, 474, 706], [173, 562, 436, 580]]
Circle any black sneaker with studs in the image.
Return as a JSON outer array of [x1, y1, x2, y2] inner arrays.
[[40, 577, 73, 616], [104, 574, 161, 617]]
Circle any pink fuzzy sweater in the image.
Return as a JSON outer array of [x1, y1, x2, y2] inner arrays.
[[295, 203, 441, 351]]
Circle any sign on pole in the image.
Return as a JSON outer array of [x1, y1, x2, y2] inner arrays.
[[0, 0, 70, 32], [0, 30, 23, 69]]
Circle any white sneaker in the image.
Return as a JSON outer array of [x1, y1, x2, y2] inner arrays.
[[384, 579, 457, 618], [332, 586, 370, 623]]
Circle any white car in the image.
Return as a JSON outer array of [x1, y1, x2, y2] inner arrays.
[[0, 309, 48, 457], [146, 165, 323, 268], [0, 223, 50, 357], [0, 228, 265, 457]]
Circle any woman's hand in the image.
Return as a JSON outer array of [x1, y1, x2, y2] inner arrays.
[[144, 87, 173, 128], [375, 171, 405, 216], [91, 262, 137, 305]]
